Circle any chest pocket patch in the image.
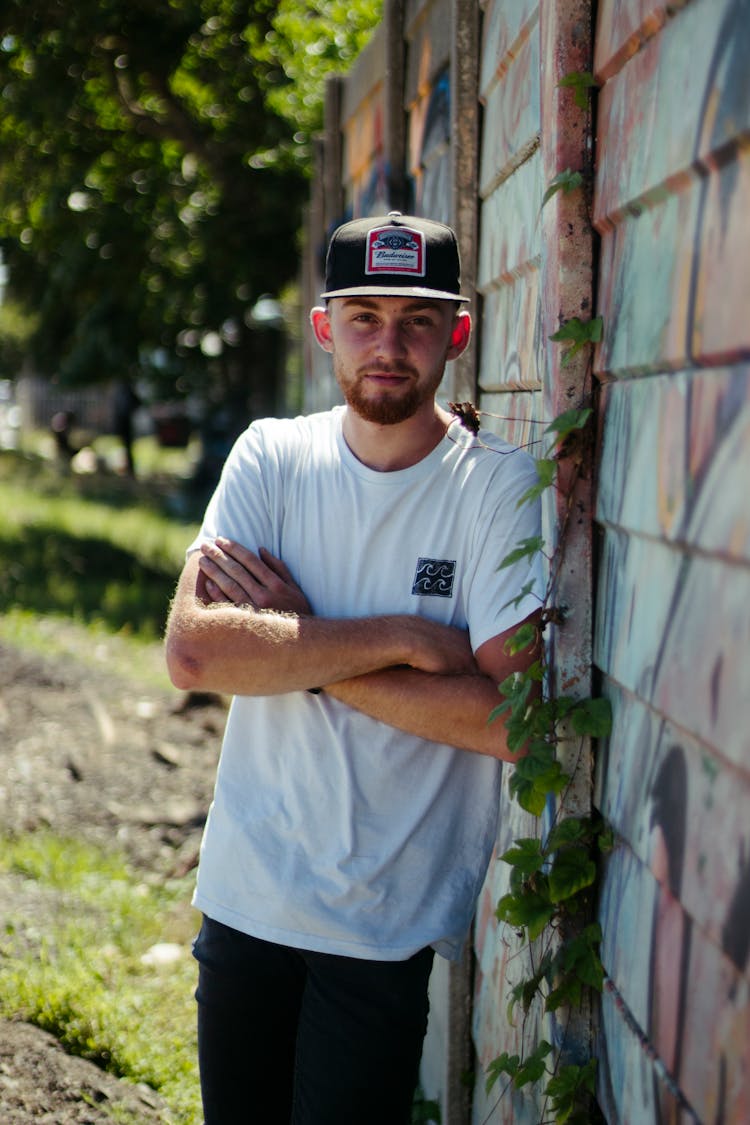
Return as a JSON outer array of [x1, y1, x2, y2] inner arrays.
[[412, 558, 456, 598]]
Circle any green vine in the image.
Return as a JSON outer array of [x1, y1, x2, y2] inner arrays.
[[558, 70, 600, 110], [456, 326, 610, 1124]]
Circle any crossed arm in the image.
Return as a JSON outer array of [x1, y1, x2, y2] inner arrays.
[[164, 538, 539, 761]]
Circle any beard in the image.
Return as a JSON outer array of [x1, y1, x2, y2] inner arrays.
[[335, 357, 440, 425]]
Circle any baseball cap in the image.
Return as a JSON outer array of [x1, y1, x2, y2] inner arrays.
[[321, 211, 469, 302]]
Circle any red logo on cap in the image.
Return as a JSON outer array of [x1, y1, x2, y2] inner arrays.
[[365, 226, 426, 276]]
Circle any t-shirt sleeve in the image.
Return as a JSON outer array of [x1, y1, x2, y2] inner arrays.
[[464, 449, 546, 652], [186, 423, 279, 557]]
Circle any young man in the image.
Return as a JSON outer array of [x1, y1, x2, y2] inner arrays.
[[165, 211, 543, 1125]]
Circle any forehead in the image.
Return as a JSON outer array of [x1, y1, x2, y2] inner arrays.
[[332, 295, 454, 316]]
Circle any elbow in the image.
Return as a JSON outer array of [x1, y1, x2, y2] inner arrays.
[[165, 632, 208, 692]]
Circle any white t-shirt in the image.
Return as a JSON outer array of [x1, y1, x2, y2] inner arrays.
[[190, 407, 543, 960]]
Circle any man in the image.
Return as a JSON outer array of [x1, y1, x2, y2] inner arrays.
[[165, 211, 543, 1125]]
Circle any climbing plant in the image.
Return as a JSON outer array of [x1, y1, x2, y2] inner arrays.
[[451, 369, 611, 1125], [451, 95, 608, 1108]]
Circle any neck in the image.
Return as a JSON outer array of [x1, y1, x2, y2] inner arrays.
[[342, 403, 452, 471]]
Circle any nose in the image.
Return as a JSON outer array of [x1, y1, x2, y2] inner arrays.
[[375, 318, 407, 359]]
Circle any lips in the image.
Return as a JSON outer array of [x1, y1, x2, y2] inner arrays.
[[365, 373, 409, 386]]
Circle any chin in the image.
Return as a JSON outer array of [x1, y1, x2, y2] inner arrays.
[[349, 396, 421, 425]]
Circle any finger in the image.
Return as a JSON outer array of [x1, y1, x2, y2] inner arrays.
[[214, 538, 283, 589], [204, 577, 233, 604], [198, 554, 257, 604], [258, 547, 296, 585]]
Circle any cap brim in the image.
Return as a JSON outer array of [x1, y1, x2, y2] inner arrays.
[[320, 284, 469, 302]]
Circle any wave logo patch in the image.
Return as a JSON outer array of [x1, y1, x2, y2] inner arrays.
[[411, 558, 456, 598]]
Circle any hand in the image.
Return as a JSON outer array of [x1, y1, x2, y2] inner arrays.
[[198, 538, 313, 616], [404, 617, 478, 677]]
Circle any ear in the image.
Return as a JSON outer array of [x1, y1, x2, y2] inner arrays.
[[310, 306, 334, 353], [447, 310, 471, 360]]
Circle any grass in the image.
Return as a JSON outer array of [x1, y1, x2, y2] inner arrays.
[[0, 831, 201, 1123], [0, 441, 205, 1120], [0, 442, 201, 683]]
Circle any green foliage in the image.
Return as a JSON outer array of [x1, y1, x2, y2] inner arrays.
[[499, 535, 546, 570], [258, 0, 382, 137], [544, 408, 592, 443], [541, 168, 584, 209], [0, 0, 380, 397], [557, 71, 599, 110], [517, 457, 557, 507], [485, 395, 613, 1122], [486, 1040, 553, 1094], [411, 1086, 442, 1123], [546, 1060, 597, 1123], [0, 447, 198, 645], [549, 317, 603, 365], [0, 300, 38, 378]]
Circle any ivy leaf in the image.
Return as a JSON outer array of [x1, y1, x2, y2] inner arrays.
[[549, 317, 603, 364], [558, 925, 604, 991], [546, 1060, 597, 1121], [500, 837, 545, 877], [569, 696, 612, 737], [500, 579, 538, 612], [515, 1040, 553, 1088], [545, 817, 591, 853], [509, 776, 548, 816], [558, 70, 599, 109], [488, 671, 533, 726], [485, 1052, 520, 1094], [498, 536, 545, 570], [597, 822, 616, 853], [544, 407, 592, 441], [510, 757, 568, 815], [516, 457, 557, 507], [546, 973, 582, 1012], [496, 881, 556, 941], [548, 847, 597, 903], [504, 620, 538, 656], [541, 168, 584, 209]]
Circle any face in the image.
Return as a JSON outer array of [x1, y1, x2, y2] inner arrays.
[[311, 296, 471, 426]]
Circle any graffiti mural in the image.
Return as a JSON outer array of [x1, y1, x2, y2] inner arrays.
[[594, 0, 750, 1119]]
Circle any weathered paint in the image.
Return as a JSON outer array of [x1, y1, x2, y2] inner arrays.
[[593, 0, 750, 1118], [597, 682, 750, 959], [596, 368, 750, 558], [478, 26, 540, 193]]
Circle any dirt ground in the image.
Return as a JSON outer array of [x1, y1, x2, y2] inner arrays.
[[0, 639, 228, 1123]]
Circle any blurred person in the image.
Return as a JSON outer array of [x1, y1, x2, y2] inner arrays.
[[165, 212, 544, 1125]]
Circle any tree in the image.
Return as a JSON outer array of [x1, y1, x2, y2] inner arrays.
[[0, 0, 381, 414]]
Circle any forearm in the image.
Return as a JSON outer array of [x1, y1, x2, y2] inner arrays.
[[167, 597, 414, 697], [165, 555, 476, 696], [323, 666, 519, 760]]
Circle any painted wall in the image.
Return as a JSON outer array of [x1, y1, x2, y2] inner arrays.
[[592, 1, 750, 1121], [302, 0, 750, 1120]]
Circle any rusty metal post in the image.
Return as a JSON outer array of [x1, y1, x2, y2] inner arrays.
[[450, 0, 480, 404], [384, 0, 407, 211], [539, 0, 596, 1066]]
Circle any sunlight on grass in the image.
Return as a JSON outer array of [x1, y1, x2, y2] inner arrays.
[[0, 832, 202, 1124], [0, 448, 201, 649]]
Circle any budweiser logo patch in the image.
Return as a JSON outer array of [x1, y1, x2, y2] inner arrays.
[[365, 226, 426, 276]]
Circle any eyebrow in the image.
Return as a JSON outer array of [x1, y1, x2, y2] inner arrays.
[[339, 297, 444, 313]]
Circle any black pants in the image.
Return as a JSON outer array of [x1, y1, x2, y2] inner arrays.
[[193, 915, 435, 1125]]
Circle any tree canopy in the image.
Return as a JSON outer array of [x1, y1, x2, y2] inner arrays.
[[0, 0, 380, 405]]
